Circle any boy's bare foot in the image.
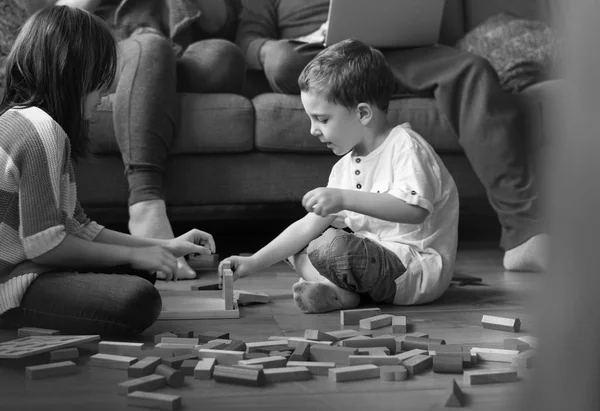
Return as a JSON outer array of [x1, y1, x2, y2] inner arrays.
[[292, 279, 360, 313], [129, 199, 196, 280], [503, 234, 548, 272]]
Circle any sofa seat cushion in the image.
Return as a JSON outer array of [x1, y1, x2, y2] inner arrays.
[[252, 93, 462, 154], [89, 93, 255, 155]]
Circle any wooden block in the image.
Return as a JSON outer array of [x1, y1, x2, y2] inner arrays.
[[136, 347, 176, 359], [340, 308, 382, 325], [213, 365, 266, 386], [444, 379, 466, 407], [380, 365, 407, 381], [50, 347, 79, 362], [287, 337, 334, 349], [129, 356, 162, 378], [200, 340, 230, 350], [325, 329, 373, 340], [470, 347, 519, 363], [180, 359, 199, 376], [340, 337, 397, 354], [286, 361, 336, 376], [463, 369, 518, 385], [429, 351, 473, 367], [392, 316, 408, 333], [26, 361, 77, 380], [194, 358, 216, 379], [118, 374, 166, 395], [222, 340, 247, 352], [159, 290, 239, 320], [160, 337, 199, 346], [516, 336, 538, 348], [289, 342, 310, 362], [481, 315, 521, 333], [348, 355, 399, 366], [357, 347, 390, 356], [99, 341, 144, 357], [233, 290, 271, 305], [195, 331, 230, 343], [433, 355, 463, 374], [198, 349, 245, 365], [329, 364, 379, 382], [304, 329, 338, 342], [17, 327, 59, 337], [270, 350, 292, 359], [395, 349, 428, 362], [309, 345, 358, 365], [403, 336, 445, 351], [127, 391, 182, 411], [154, 364, 184, 388], [359, 314, 394, 330], [503, 338, 531, 352], [512, 350, 535, 369], [173, 331, 194, 338], [222, 268, 234, 310], [188, 253, 219, 270], [402, 354, 433, 375], [162, 354, 198, 370], [263, 366, 311, 383], [154, 332, 177, 344], [267, 335, 290, 341], [238, 356, 288, 369], [90, 353, 137, 370], [246, 352, 269, 359], [246, 340, 289, 353], [429, 344, 463, 353]]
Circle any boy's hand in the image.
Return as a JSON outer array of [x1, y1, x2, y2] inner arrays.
[[302, 187, 345, 217], [130, 246, 178, 280], [218, 256, 256, 284], [166, 229, 216, 257]]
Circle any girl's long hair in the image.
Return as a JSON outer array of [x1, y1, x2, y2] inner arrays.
[[0, 6, 117, 160]]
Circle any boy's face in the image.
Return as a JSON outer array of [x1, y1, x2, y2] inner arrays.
[[301, 91, 363, 156]]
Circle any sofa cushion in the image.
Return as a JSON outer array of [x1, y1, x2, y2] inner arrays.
[[252, 93, 462, 154], [89, 93, 255, 155]]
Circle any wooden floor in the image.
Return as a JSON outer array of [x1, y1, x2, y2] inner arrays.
[[0, 243, 540, 411]]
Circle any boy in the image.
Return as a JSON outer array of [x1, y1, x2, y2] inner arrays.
[[220, 39, 459, 313]]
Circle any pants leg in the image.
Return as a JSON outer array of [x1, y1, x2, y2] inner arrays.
[[307, 228, 405, 304], [110, 29, 178, 206], [381, 45, 543, 250], [0, 267, 162, 338]]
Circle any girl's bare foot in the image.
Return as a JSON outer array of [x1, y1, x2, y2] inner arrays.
[[292, 279, 360, 313]]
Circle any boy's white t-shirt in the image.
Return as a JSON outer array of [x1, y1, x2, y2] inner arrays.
[[327, 123, 459, 305]]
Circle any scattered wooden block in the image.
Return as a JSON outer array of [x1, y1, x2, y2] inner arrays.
[[286, 361, 336, 376], [246, 352, 269, 359], [380, 365, 407, 381], [304, 329, 338, 342], [359, 314, 393, 330], [516, 336, 538, 348], [222, 340, 247, 352], [263, 366, 312, 383], [481, 315, 521, 333], [463, 369, 518, 385], [429, 351, 473, 367], [429, 344, 463, 353], [160, 337, 199, 346], [469, 347, 519, 363], [269, 350, 292, 359], [162, 354, 198, 370], [129, 356, 162, 378], [444, 379, 466, 407], [348, 355, 399, 366], [357, 347, 390, 356], [395, 349, 428, 362], [213, 365, 266, 386], [194, 358, 216, 380], [329, 364, 379, 382], [222, 267, 234, 310], [503, 338, 531, 352], [392, 316, 408, 333], [288, 342, 310, 362], [180, 359, 199, 376], [324, 329, 373, 340], [127, 391, 182, 411], [309, 345, 358, 365], [433, 355, 464, 374], [246, 340, 289, 353], [287, 337, 334, 349], [17, 327, 59, 337], [118, 374, 166, 395], [402, 354, 433, 375], [200, 339, 230, 350], [154, 343, 197, 354], [233, 290, 271, 306], [50, 347, 79, 362], [195, 331, 230, 343], [340, 337, 397, 354], [340, 308, 382, 325], [197, 349, 245, 365], [238, 356, 288, 369], [154, 364, 184, 388], [26, 361, 78, 380], [512, 350, 535, 369], [154, 332, 177, 344], [267, 335, 290, 341], [403, 336, 445, 351], [89, 353, 137, 370], [173, 331, 194, 338], [99, 341, 144, 357]]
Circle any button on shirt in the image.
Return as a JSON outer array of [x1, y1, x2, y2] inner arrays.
[[326, 124, 459, 305]]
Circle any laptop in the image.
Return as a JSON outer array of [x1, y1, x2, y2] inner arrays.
[[324, 0, 446, 48]]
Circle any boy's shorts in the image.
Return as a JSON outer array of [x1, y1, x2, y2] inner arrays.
[[307, 228, 406, 304]]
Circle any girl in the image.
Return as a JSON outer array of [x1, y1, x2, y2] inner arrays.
[[0, 6, 215, 337]]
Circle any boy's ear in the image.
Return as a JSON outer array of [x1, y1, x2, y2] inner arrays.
[[356, 103, 373, 125]]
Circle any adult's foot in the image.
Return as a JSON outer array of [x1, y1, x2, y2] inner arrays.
[[129, 199, 196, 280], [292, 279, 360, 313], [503, 234, 549, 272]]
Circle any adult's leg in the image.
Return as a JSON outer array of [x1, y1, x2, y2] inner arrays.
[[0, 268, 162, 338], [177, 39, 246, 93], [382, 45, 546, 271], [109, 28, 195, 279], [262, 40, 325, 94]]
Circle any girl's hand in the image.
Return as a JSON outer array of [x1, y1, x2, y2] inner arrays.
[[218, 256, 256, 284], [129, 246, 177, 280], [165, 229, 216, 257], [302, 187, 345, 217]]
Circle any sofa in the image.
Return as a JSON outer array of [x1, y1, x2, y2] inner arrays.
[[17, 0, 562, 234]]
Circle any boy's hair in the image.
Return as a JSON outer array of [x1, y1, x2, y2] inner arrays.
[[0, 6, 117, 160], [298, 39, 396, 112]]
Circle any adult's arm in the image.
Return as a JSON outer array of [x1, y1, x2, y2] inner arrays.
[[235, 0, 279, 70]]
